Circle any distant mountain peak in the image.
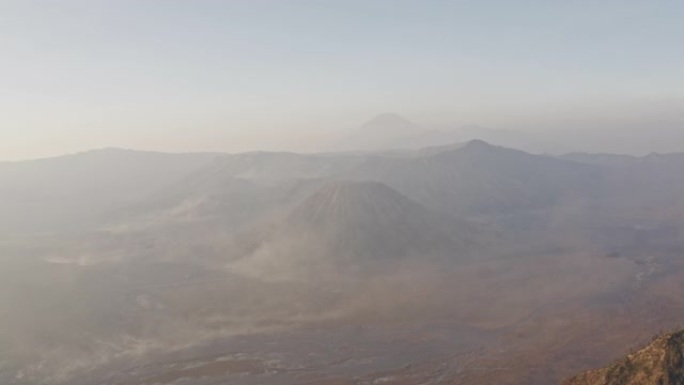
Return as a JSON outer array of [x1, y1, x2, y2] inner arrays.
[[364, 112, 413, 125], [462, 139, 495, 149], [331, 114, 423, 152], [361, 113, 420, 134]]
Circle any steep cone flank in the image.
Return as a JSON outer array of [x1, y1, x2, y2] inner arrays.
[[284, 181, 469, 261], [289, 181, 425, 228]]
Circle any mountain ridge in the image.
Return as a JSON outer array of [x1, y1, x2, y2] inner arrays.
[[562, 330, 684, 385]]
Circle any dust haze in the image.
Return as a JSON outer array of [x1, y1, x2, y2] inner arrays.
[[4, 2, 684, 385], [3, 134, 684, 385]]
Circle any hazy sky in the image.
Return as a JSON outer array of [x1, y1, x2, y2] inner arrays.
[[2, 1, 684, 159]]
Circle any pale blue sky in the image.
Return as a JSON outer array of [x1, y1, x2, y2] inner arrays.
[[2, 1, 684, 159]]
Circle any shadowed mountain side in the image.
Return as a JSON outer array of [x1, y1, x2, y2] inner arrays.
[[103, 150, 372, 229], [109, 173, 322, 233], [206, 151, 367, 184], [559, 152, 684, 215], [0, 149, 221, 234], [344, 140, 602, 218]]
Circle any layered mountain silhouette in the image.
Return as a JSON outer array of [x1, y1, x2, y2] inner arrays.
[[9, 139, 683, 257], [345, 140, 600, 218], [7, 141, 684, 385], [0, 148, 219, 233], [562, 330, 684, 385], [6, 140, 684, 256], [333, 113, 568, 154]]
